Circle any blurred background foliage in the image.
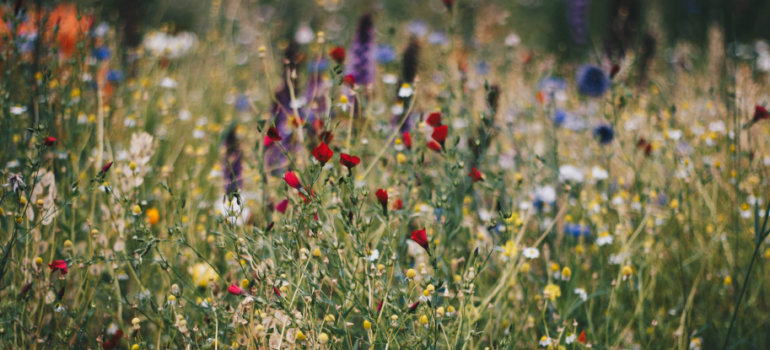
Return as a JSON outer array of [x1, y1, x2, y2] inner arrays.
[[68, 0, 770, 62]]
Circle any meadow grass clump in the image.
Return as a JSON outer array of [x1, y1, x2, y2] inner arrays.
[[1, 1, 770, 349]]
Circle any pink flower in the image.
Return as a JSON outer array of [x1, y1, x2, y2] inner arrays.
[[283, 171, 302, 190], [48, 260, 68, 275], [228, 284, 244, 296], [275, 199, 289, 214]]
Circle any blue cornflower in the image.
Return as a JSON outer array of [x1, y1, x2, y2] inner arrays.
[[106, 70, 124, 82], [553, 109, 567, 126], [235, 94, 250, 112], [594, 124, 614, 145], [565, 223, 591, 238], [308, 58, 329, 74], [92, 46, 111, 61], [476, 61, 490, 75], [376, 44, 397, 64], [576, 65, 610, 97], [428, 31, 448, 45]]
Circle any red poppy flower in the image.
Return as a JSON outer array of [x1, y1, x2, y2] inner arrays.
[[329, 46, 346, 64], [403, 132, 412, 150], [340, 153, 361, 169], [431, 125, 448, 146], [393, 198, 404, 210], [377, 299, 384, 313], [748, 104, 770, 128], [375, 189, 388, 214], [312, 142, 334, 165], [275, 199, 289, 214], [264, 135, 274, 147], [283, 171, 302, 190], [375, 189, 388, 207], [48, 260, 68, 275], [468, 167, 482, 182], [273, 286, 282, 298], [44, 136, 58, 146], [100, 162, 113, 174], [267, 126, 282, 142], [426, 112, 442, 127], [426, 140, 442, 153], [228, 284, 244, 296], [578, 330, 586, 344], [410, 228, 430, 254], [102, 330, 124, 350], [408, 301, 420, 313], [343, 74, 356, 86]]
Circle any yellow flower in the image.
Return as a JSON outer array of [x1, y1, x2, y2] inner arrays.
[[543, 284, 561, 301], [520, 263, 531, 274], [313, 248, 322, 258], [339, 95, 349, 104], [325, 314, 336, 323], [397, 153, 407, 164], [296, 330, 306, 341], [190, 263, 219, 287], [146, 208, 160, 225], [35, 257, 43, 267], [240, 279, 249, 289], [363, 320, 372, 330], [318, 332, 329, 344], [419, 315, 429, 325], [132, 205, 142, 216], [561, 266, 572, 278], [406, 269, 417, 279], [501, 241, 517, 258], [724, 276, 732, 286], [622, 265, 633, 276]]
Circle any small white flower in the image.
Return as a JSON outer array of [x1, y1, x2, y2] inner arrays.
[[667, 129, 683, 140], [10, 106, 27, 115], [7, 173, 26, 191], [295, 23, 315, 44], [366, 249, 380, 261], [740, 209, 752, 219], [534, 185, 556, 204], [539, 336, 552, 347], [391, 103, 405, 115], [505, 32, 520, 47], [382, 74, 398, 85], [193, 127, 205, 139], [290, 97, 307, 109], [398, 84, 414, 98], [566, 333, 577, 344], [523, 247, 540, 259], [591, 166, 609, 180], [709, 120, 726, 133], [574, 288, 588, 301], [596, 232, 613, 246], [160, 77, 178, 88], [179, 109, 192, 121], [559, 164, 584, 183], [124, 115, 137, 127]]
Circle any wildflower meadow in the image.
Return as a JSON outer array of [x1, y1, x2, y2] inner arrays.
[[2, 0, 770, 349]]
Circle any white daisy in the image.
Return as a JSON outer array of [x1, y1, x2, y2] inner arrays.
[[539, 336, 552, 347], [574, 288, 588, 301], [523, 247, 540, 259], [398, 83, 414, 98], [566, 332, 577, 344], [382, 74, 398, 85], [591, 166, 609, 180], [366, 249, 380, 261], [10, 106, 27, 115], [596, 232, 613, 246]]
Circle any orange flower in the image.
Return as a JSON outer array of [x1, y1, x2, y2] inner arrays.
[[146, 208, 160, 225]]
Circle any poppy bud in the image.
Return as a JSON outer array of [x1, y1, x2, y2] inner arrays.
[[44, 136, 58, 147], [375, 189, 388, 215]]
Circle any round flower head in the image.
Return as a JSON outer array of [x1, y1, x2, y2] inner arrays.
[[593, 124, 614, 145], [576, 65, 610, 97]]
